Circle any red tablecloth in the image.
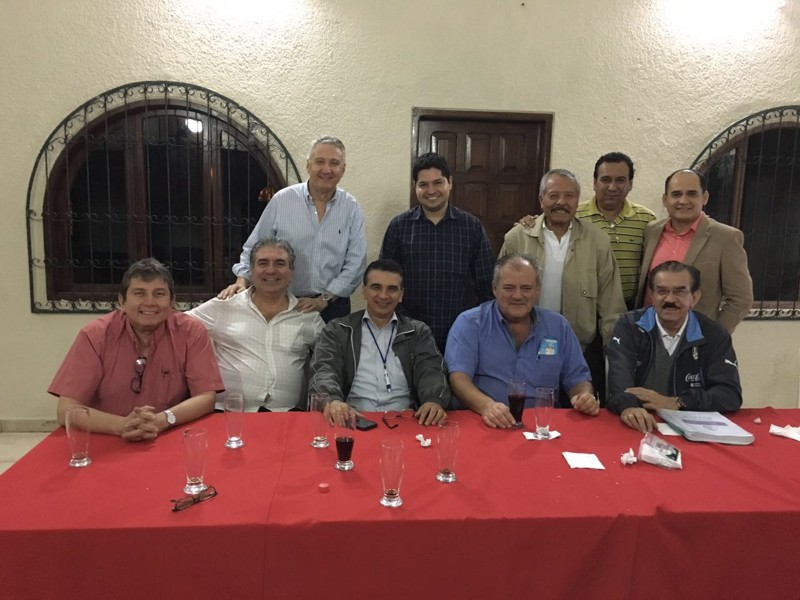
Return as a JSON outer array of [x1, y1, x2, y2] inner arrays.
[[1, 408, 799, 599]]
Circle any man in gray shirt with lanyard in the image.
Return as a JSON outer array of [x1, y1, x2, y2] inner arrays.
[[309, 259, 450, 425]]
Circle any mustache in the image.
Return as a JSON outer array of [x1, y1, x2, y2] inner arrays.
[[662, 302, 680, 309]]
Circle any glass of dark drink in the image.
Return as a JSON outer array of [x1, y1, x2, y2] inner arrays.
[[508, 379, 526, 428], [334, 413, 356, 471]]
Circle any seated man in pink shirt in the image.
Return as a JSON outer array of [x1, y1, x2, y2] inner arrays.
[[49, 258, 224, 442]]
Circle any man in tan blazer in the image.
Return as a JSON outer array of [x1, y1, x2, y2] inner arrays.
[[637, 169, 753, 333]]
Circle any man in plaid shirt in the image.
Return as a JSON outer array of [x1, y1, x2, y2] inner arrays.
[[380, 153, 494, 352]]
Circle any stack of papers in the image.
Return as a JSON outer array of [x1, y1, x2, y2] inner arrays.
[[655, 409, 754, 446]]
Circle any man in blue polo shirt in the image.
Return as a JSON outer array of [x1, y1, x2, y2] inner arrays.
[[446, 254, 600, 428]]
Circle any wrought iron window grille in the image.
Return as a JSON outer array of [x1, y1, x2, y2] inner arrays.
[[27, 81, 301, 313], [692, 105, 800, 320]]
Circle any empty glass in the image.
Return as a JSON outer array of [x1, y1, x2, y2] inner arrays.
[[379, 439, 404, 508], [65, 406, 91, 468], [224, 393, 245, 449], [310, 393, 331, 448], [436, 421, 459, 483], [533, 387, 555, 439], [183, 428, 208, 495]]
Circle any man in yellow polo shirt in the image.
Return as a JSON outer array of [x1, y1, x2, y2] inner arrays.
[[576, 152, 656, 310]]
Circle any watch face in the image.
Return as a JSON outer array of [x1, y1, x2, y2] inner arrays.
[[166, 410, 176, 424]]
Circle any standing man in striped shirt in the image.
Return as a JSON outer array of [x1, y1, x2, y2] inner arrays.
[[576, 152, 656, 310], [379, 152, 494, 352], [219, 136, 367, 323]]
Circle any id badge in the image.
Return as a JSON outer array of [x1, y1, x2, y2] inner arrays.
[[538, 337, 558, 357]]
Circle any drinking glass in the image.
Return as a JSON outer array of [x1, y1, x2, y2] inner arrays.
[[379, 439, 404, 508], [65, 406, 91, 468], [224, 393, 245, 449], [334, 413, 356, 471], [310, 393, 331, 448], [436, 421, 459, 483], [508, 379, 526, 429], [533, 387, 555, 439], [183, 428, 208, 495]]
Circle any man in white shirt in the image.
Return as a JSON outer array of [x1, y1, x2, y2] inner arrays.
[[189, 238, 324, 412], [309, 260, 450, 425]]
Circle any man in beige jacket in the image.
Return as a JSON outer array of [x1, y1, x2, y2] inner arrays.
[[500, 168, 626, 398]]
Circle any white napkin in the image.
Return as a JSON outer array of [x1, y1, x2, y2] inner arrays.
[[769, 424, 800, 442], [562, 452, 605, 470]]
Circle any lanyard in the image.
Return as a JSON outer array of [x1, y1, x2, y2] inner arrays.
[[365, 320, 396, 392]]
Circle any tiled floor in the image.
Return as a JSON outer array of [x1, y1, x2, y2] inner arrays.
[[0, 433, 49, 475]]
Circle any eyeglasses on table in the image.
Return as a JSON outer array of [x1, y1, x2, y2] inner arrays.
[[381, 409, 416, 429], [170, 485, 218, 512]]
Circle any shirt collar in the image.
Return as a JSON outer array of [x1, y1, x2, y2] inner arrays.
[[543, 218, 573, 234], [665, 211, 705, 233], [410, 203, 456, 222], [587, 197, 636, 221], [303, 181, 338, 204], [655, 313, 689, 340], [363, 311, 398, 329]]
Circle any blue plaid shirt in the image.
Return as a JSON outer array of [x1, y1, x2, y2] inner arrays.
[[380, 204, 494, 351]]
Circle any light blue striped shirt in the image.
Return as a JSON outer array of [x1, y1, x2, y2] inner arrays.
[[233, 182, 367, 298]]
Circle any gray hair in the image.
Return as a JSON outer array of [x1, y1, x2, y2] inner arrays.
[[492, 254, 542, 288], [539, 168, 581, 198], [249, 237, 296, 271], [308, 136, 346, 163]]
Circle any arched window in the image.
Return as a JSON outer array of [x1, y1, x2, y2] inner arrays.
[[27, 81, 301, 312], [692, 106, 800, 319]]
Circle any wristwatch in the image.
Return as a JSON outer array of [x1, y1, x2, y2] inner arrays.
[[164, 409, 177, 427], [675, 397, 686, 410], [320, 291, 333, 305]]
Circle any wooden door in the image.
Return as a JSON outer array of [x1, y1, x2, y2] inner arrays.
[[412, 108, 552, 255]]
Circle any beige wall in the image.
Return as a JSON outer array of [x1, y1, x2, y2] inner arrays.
[[2, 0, 799, 424]]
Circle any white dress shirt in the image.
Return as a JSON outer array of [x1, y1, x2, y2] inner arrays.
[[188, 290, 324, 411], [540, 222, 572, 312]]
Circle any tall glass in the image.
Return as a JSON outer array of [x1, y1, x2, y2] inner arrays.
[[508, 379, 526, 429], [224, 393, 245, 449], [436, 421, 459, 483], [65, 406, 91, 468], [310, 393, 331, 448], [334, 413, 356, 471], [183, 428, 208, 495], [379, 439, 404, 508], [533, 387, 555, 440]]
